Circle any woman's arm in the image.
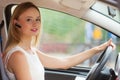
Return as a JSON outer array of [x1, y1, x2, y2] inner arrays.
[[37, 39, 115, 69]]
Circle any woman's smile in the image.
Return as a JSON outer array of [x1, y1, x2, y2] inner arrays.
[[31, 28, 38, 32]]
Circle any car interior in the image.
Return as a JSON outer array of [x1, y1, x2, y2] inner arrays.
[[0, 0, 120, 80]]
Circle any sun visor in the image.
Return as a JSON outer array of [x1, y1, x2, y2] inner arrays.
[[59, 0, 97, 17]]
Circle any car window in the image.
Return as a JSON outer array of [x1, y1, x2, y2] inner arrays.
[[40, 8, 120, 68], [9, 4, 120, 68]]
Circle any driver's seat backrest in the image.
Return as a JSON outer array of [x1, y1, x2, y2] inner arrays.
[[0, 53, 9, 80], [0, 4, 17, 80]]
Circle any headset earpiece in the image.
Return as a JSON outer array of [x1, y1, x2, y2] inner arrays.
[[15, 23, 21, 28]]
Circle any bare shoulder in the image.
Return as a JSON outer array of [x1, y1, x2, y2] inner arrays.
[[6, 51, 32, 79], [9, 51, 26, 61], [7, 51, 28, 71]]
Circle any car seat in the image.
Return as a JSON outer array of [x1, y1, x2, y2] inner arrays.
[[0, 4, 17, 80], [0, 20, 9, 79], [0, 53, 9, 80]]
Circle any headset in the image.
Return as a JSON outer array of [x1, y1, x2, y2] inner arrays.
[[15, 23, 21, 28]]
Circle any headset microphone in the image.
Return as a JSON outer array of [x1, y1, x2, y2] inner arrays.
[[15, 23, 21, 28]]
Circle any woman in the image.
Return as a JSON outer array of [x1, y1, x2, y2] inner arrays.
[[3, 2, 115, 80]]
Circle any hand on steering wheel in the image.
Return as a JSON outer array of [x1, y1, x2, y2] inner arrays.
[[86, 46, 113, 80]]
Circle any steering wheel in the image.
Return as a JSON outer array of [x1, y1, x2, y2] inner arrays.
[[86, 46, 113, 80]]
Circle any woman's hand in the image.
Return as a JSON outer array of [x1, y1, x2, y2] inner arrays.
[[95, 39, 116, 53]]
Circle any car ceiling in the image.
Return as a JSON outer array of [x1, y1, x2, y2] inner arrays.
[[0, 0, 97, 19], [0, 0, 119, 20]]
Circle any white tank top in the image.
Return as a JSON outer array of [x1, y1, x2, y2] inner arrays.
[[4, 46, 45, 80]]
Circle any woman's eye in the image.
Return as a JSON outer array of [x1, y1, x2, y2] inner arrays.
[[27, 19, 32, 22], [36, 19, 40, 21]]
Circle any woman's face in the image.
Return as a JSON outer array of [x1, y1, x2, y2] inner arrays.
[[15, 7, 41, 37]]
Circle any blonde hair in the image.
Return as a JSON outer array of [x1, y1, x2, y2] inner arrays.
[[4, 2, 41, 53]]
